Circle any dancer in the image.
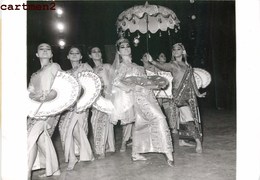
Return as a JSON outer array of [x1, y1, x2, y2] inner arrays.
[[88, 46, 115, 159], [111, 38, 174, 166], [144, 43, 206, 153], [59, 46, 94, 170], [27, 43, 61, 179]]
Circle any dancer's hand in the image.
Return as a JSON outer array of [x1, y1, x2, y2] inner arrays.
[[29, 92, 43, 102], [36, 90, 57, 102], [146, 53, 153, 63], [141, 53, 149, 63], [142, 53, 153, 63], [198, 92, 206, 98]]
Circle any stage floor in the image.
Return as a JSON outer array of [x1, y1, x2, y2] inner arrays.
[[32, 107, 236, 180]]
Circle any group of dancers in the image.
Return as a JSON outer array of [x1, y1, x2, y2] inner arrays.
[[27, 37, 206, 179]]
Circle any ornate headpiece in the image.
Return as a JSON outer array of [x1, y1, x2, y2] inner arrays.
[[173, 43, 187, 55], [116, 38, 129, 49]]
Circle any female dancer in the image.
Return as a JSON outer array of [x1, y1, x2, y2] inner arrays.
[[88, 46, 115, 159], [59, 47, 94, 170], [27, 43, 61, 179], [145, 43, 206, 153], [143, 52, 168, 107], [111, 38, 174, 166]]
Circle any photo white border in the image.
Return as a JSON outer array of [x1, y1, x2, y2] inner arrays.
[[2, 0, 27, 180], [237, 0, 260, 179]]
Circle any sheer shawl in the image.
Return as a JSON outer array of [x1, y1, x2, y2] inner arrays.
[[106, 52, 120, 99], [106, 52, 135, 124], [106, 53, 120, 124]]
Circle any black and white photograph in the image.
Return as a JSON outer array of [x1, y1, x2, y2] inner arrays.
[[2, 0, 260, 180]]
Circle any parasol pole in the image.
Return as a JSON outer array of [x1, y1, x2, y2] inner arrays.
[[146, 13, 149, 53], [145, 1, 149, 53]]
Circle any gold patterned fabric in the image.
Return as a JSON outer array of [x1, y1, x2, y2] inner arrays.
[[166, 66, 202, 139], [111, 62, 144, 125], [59, 109, 94, 162], [58, 63, 94, 162], [27, 63, 61, 175], [133, 86, 173, 154], [91, 109, 115, 155], [112, 62, 173, 154], [27, 119, 60, 175], [91, 63, 116, 155]]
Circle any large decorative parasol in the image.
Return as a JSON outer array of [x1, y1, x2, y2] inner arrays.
[[116, 1, 180, 51]]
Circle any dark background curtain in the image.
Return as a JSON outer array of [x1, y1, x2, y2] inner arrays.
[[27, 0, 236, 110]]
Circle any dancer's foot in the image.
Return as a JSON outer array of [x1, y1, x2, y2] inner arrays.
[[126, 139, 133, 146], [179, 140, 195, 147], [38, 174, 48, 178], [165, 152, 174, 167], [38, 170, 60, 178], [97, 153, 105, 160], [120, 142, 127, 152], [127, 142, 132, 146], [67, 159, 78, 171], [167, 159, 175, 167], [132, 153, 147, 161], [105, 144, 115, 153], [195, 139, 203, 153], [53, 170, 61, 176], [106, 150, 115, 153]]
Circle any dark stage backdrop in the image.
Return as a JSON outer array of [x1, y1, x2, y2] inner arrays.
[[27, 0, 236, 110]]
